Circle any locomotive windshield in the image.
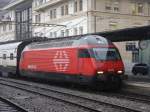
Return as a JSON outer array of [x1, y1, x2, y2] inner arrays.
[[93, 48, 121, 61]]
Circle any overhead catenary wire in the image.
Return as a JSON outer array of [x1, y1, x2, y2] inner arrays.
[[0, 20, 66, 27]]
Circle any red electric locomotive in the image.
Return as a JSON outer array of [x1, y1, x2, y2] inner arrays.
[[19, 35, 125, 89]]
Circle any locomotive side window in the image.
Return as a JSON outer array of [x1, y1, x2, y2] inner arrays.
[[10, 53, 14, 60], [3, 54, 6, 60], [78, 49, 91, 58]]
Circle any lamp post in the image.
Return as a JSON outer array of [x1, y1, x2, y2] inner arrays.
[[139, 40, 148, 63]]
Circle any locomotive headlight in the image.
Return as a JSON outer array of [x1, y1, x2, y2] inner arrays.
[[117, 70, 123, 74], [97, 71, 104, 74]]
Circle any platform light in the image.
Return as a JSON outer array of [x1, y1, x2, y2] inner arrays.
[[117, 70, 123, 74], [97, 71, 104, 74]]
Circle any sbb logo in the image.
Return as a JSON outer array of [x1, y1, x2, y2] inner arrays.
[[53, 51, 70, 72]]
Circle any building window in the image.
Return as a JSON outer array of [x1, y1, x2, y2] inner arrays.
[[113, 1, 119, 12], [105, 0, 111, 11], [22, 10, 28, 21], [114, 7, 119, 12], [126, 42, 136, 51], [15, 7, 32, 40], [54, 32, 57, 38], [79, 0, 83, 11], [131, 2, 144, 15], [9, 24, 12, 30], [137, 3, 143, 15], [50, 10, 53, 19], [74, 28, 78, 35], [65, 5, 69, 15], [109, 24, 117, 30], [105, 0, 120, 12], [132, 51, 139, 63], [3, 25, 6, 31], [131, 2, 136, 15], [53, 9, 57, 18], [50, 32, 57, 38], [148, 3, 150, 16], [61, 4, 69, 16], [35, 14, 41, 23], [61, 30, 65, 37], [74, 1, 78, 13], [65, 29, 69, 36], [16, 12, 21, 22], [50, 9, 56, 19], [29, 8, 32, 19], [61, 6, 64, 16], [109, 22, 117, 30], [79, 26, 83, 35], [50, 32, 53, 37], [73, 0, 83, 13]]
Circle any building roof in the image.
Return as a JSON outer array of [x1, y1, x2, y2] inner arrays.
[[94, 25, 150, 42]]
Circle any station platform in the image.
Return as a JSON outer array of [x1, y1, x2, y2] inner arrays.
[[126, 75, 150, 82], [123, 75, 150, 96]]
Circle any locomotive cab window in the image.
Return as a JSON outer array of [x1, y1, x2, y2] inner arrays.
[[10, 53, 14, 60], [93, 48, 121, 61], [78, 49, 91, 58], [3, 54, 6, 60]]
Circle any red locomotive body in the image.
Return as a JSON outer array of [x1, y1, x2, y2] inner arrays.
[[19, 35, 124, 89]]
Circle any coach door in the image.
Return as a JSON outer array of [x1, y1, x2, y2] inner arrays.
[[2, 51, 7, 67]]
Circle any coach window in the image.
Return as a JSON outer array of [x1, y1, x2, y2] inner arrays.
[[10, 53, 14, 60], [3, 54, 6, 60]]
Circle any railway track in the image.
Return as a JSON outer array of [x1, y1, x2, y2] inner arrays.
[[0, 77, 145, 112], [93, 90, 150, 105], [0, 95, 29, 112], [111, 91, 150, 104]]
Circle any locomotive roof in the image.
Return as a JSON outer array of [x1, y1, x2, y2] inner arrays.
[[25, 35, 112, 50]]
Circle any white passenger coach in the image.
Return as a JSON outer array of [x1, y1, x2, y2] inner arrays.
[[0, 38, 43, 77]]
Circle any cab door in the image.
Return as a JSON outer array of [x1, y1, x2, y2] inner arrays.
[[78, 49, 95, 76]]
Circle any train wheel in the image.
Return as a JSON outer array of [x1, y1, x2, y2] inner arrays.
[[1, 72, 9, 77], [93, 81, 107, 91], [0, 71, 2, 77], [1, 72, 16, 78], [8, 72, 18, 78]]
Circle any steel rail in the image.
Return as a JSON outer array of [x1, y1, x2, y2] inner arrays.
[[0, 96, 30, 112], [0, 81, 102, 112], [0, 78, 142, 112]]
